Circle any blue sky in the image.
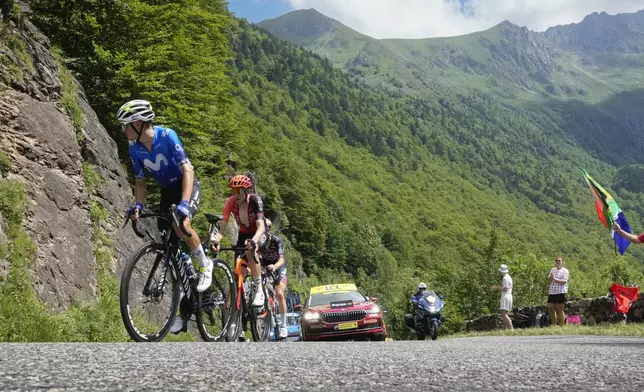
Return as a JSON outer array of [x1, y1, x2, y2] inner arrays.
[[227, 0, 294, 23], [226, 0, 470, 23]]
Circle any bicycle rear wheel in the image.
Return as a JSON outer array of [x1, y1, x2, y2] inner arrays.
[[269, 284, 282, 341], [120, 243, 180, 342], [224, 270, 246, 342], [250, 279, 273, 342], [196, 259, 236, 342]]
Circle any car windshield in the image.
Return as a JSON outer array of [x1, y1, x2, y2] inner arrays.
[[308, 290, 367, 307], [287, 315, 300, 325]]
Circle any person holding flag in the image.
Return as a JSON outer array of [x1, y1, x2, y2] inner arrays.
[[581, 169, 632, 255], [613, 222, 644, 244]]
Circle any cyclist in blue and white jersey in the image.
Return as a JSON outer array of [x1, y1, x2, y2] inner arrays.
[[117, 99, 213, 333]]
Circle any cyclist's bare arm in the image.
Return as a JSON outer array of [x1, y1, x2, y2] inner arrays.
[[179, 163, 194, 202], [271, 256, 285, 270], [130, 179, 147, 220], [214, 218, 228, 244], [251, 219, 265, 244], [134, 178, 146, 205]]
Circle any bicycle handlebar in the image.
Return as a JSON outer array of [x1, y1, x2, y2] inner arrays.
[[122, 204, 192, 238], [212, 246, 247, 253]]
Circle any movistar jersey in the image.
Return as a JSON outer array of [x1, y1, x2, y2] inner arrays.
[[129, 126, 190, 188]]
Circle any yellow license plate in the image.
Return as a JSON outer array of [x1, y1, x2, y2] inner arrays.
[[338, 322, 358, 330]]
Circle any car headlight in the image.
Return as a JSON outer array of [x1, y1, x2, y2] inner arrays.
[[368, 305, 381, 314], [303, 311, 320, 321]]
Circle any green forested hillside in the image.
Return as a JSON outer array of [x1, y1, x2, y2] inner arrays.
[[259, 10, 644, 167], [227, 20, 644, 333], [22, 1, 644, 338]]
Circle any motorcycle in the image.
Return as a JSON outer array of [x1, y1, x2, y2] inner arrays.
[[404, 290, 444, 340]]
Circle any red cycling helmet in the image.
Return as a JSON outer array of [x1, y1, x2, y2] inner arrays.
[[229, 175, 252, 189]]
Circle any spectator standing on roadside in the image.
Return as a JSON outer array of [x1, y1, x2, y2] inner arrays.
[[548, 256, 569, 326]]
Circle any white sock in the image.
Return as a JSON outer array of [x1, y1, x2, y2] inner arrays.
[[254, 278, 262, 290], [280, 313, 287, 328], [192, 245, 211, 268]]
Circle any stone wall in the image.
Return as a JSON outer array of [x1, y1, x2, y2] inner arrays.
[[466, 294, 644, 331]]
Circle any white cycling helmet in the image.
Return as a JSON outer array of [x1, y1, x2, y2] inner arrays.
[[116, 99, 155, 125], [418, 282, 427, 290]]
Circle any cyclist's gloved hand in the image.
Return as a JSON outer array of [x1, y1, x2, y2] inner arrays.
[[127, 202, 143, 220], [211, 241, 220, 253], [176, 200, 190, 219], [245, 239, 256, 251]]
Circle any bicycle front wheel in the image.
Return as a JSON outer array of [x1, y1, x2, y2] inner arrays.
[[196, 259, 236, 342], [120, 243, 181, 342]]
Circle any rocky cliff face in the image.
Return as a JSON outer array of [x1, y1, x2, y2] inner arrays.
[[484, 22, 559, 85], [0, 17, 139, 310], [545, 10, 644, 55]]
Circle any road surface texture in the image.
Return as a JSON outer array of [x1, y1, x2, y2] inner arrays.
[[1, 335, 643, 391]]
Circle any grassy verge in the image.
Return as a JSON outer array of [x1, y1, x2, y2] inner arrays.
[[52, 47, 84, 141], [447, 324, 644, 339], [0, 24, 33, 84], [0, 178, 69, 341], [0, 151, 192, 341], [72, 163, 193, 342]]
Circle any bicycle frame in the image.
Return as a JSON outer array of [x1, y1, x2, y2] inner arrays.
[[137, 221, 187, 301], [234, 257, 250, 312], [261, 269, 279, 338], [126, 207, 197, 309]]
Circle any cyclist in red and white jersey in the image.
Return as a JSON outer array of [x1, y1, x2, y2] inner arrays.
[[212, 175, 266, 307]]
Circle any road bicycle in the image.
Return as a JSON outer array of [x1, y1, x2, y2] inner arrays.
[[210, 239, 275, 342], [119, 205, 235, 342]]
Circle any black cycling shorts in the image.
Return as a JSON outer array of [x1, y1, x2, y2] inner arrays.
[[548, 293, 567, 304], [235, 232, 266, 260], [272, 266, 287, 286], [158, 177, 201, 233]]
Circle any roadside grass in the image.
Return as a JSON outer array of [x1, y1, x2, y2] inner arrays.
[[447, 324, 644, 339]]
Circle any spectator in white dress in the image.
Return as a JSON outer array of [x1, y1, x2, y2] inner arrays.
[[494, 264, 514, 330]]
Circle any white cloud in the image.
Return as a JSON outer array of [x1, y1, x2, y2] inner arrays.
[[286, 0, 644, 38]]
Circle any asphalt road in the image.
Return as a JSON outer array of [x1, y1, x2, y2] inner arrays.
[[1, 335, 643, 391]]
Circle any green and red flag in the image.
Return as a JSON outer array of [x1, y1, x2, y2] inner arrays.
[[581, 168, 632, 255]]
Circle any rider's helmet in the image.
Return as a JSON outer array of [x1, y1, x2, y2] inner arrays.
[[418, 282, 427, 291], [116, 99, 155, 125], [228, 174, 253, 189]]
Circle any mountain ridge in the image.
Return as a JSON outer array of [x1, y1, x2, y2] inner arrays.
[[258, 8, 644, 121]]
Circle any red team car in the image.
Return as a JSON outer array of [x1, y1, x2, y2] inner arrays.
[[300, 283, 387, 341]]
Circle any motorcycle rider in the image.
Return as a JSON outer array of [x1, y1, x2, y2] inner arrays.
[[405, 282, 428, 330], [411, 282, 428, 307]]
